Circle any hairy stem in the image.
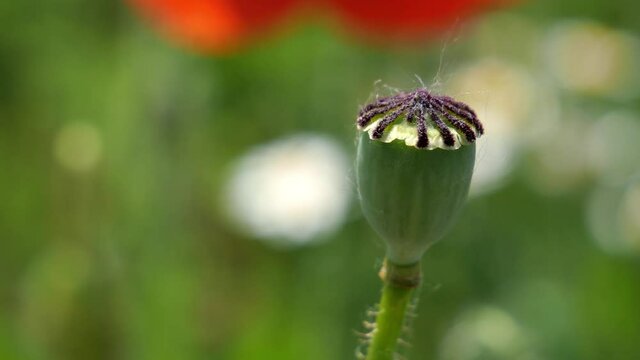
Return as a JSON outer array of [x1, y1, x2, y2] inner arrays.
[[366, 260, 421, 360]]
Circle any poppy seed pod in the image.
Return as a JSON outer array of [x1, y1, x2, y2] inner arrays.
[[356, 88, 483, 265]]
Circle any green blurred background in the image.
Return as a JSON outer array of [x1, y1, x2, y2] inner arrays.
[[2, 1, 640, 359]]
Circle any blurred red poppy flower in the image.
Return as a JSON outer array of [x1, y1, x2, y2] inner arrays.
[[130, 0, 302, 53], [129, 0, 513, 53], [325, 0, 511, 41]]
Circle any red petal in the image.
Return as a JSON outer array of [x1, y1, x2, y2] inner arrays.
[[130, 0, 302, 53], [325, 0, 511, 40]]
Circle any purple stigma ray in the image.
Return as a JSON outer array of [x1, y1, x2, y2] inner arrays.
[[372, 104, 410, 139], [358, 102, 399, 128], [361, 97, 402, 113], [415, 107, 429, 149], [442, 96, 477, 116], [405, 108, 416, 124], [427, 108, 455, 147], [357, 96, 410, 127], [439, 97, 484, 135], [435, 102, 476, 142]]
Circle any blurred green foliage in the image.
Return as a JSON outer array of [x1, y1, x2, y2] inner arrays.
[[1, 1, 640, 360]]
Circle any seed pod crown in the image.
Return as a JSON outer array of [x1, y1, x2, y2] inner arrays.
[[357, 88, 484, 150]]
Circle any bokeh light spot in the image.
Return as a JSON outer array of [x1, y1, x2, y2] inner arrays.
[[527, 115, 592, 195], [621, 183, 640, 250], [545, 20, 640, 98], [587, 111, 640, 185], [439, 306, 538, 360], [587, 181, 640, 256], [54, 122, 103, 174]]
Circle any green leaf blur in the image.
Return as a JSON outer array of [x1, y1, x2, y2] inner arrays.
[[1, 1, 640, 360]]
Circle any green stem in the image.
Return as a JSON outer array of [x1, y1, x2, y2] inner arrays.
[[366, 260, 421, 360]]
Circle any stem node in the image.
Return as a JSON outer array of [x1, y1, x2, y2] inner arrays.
[[366, 260, 422, 360]]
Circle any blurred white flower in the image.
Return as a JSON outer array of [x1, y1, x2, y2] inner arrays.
[[54, 122, 103, 173], [544, 20, 640, 98], [526, 113, 592, 195], [587, 180, 640, 256], [447, 58, 542, 196], [621, 183, 640, 250], [587, 111, 640, 185], [224, 134, 351, 247], [448, 58, 535, 137], [472, 137, 518, 196], [439, 306, 538, 360]]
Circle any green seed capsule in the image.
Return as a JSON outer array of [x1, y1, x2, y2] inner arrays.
[[357, 133, 475, 265], [355, 88, 483, 265]]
